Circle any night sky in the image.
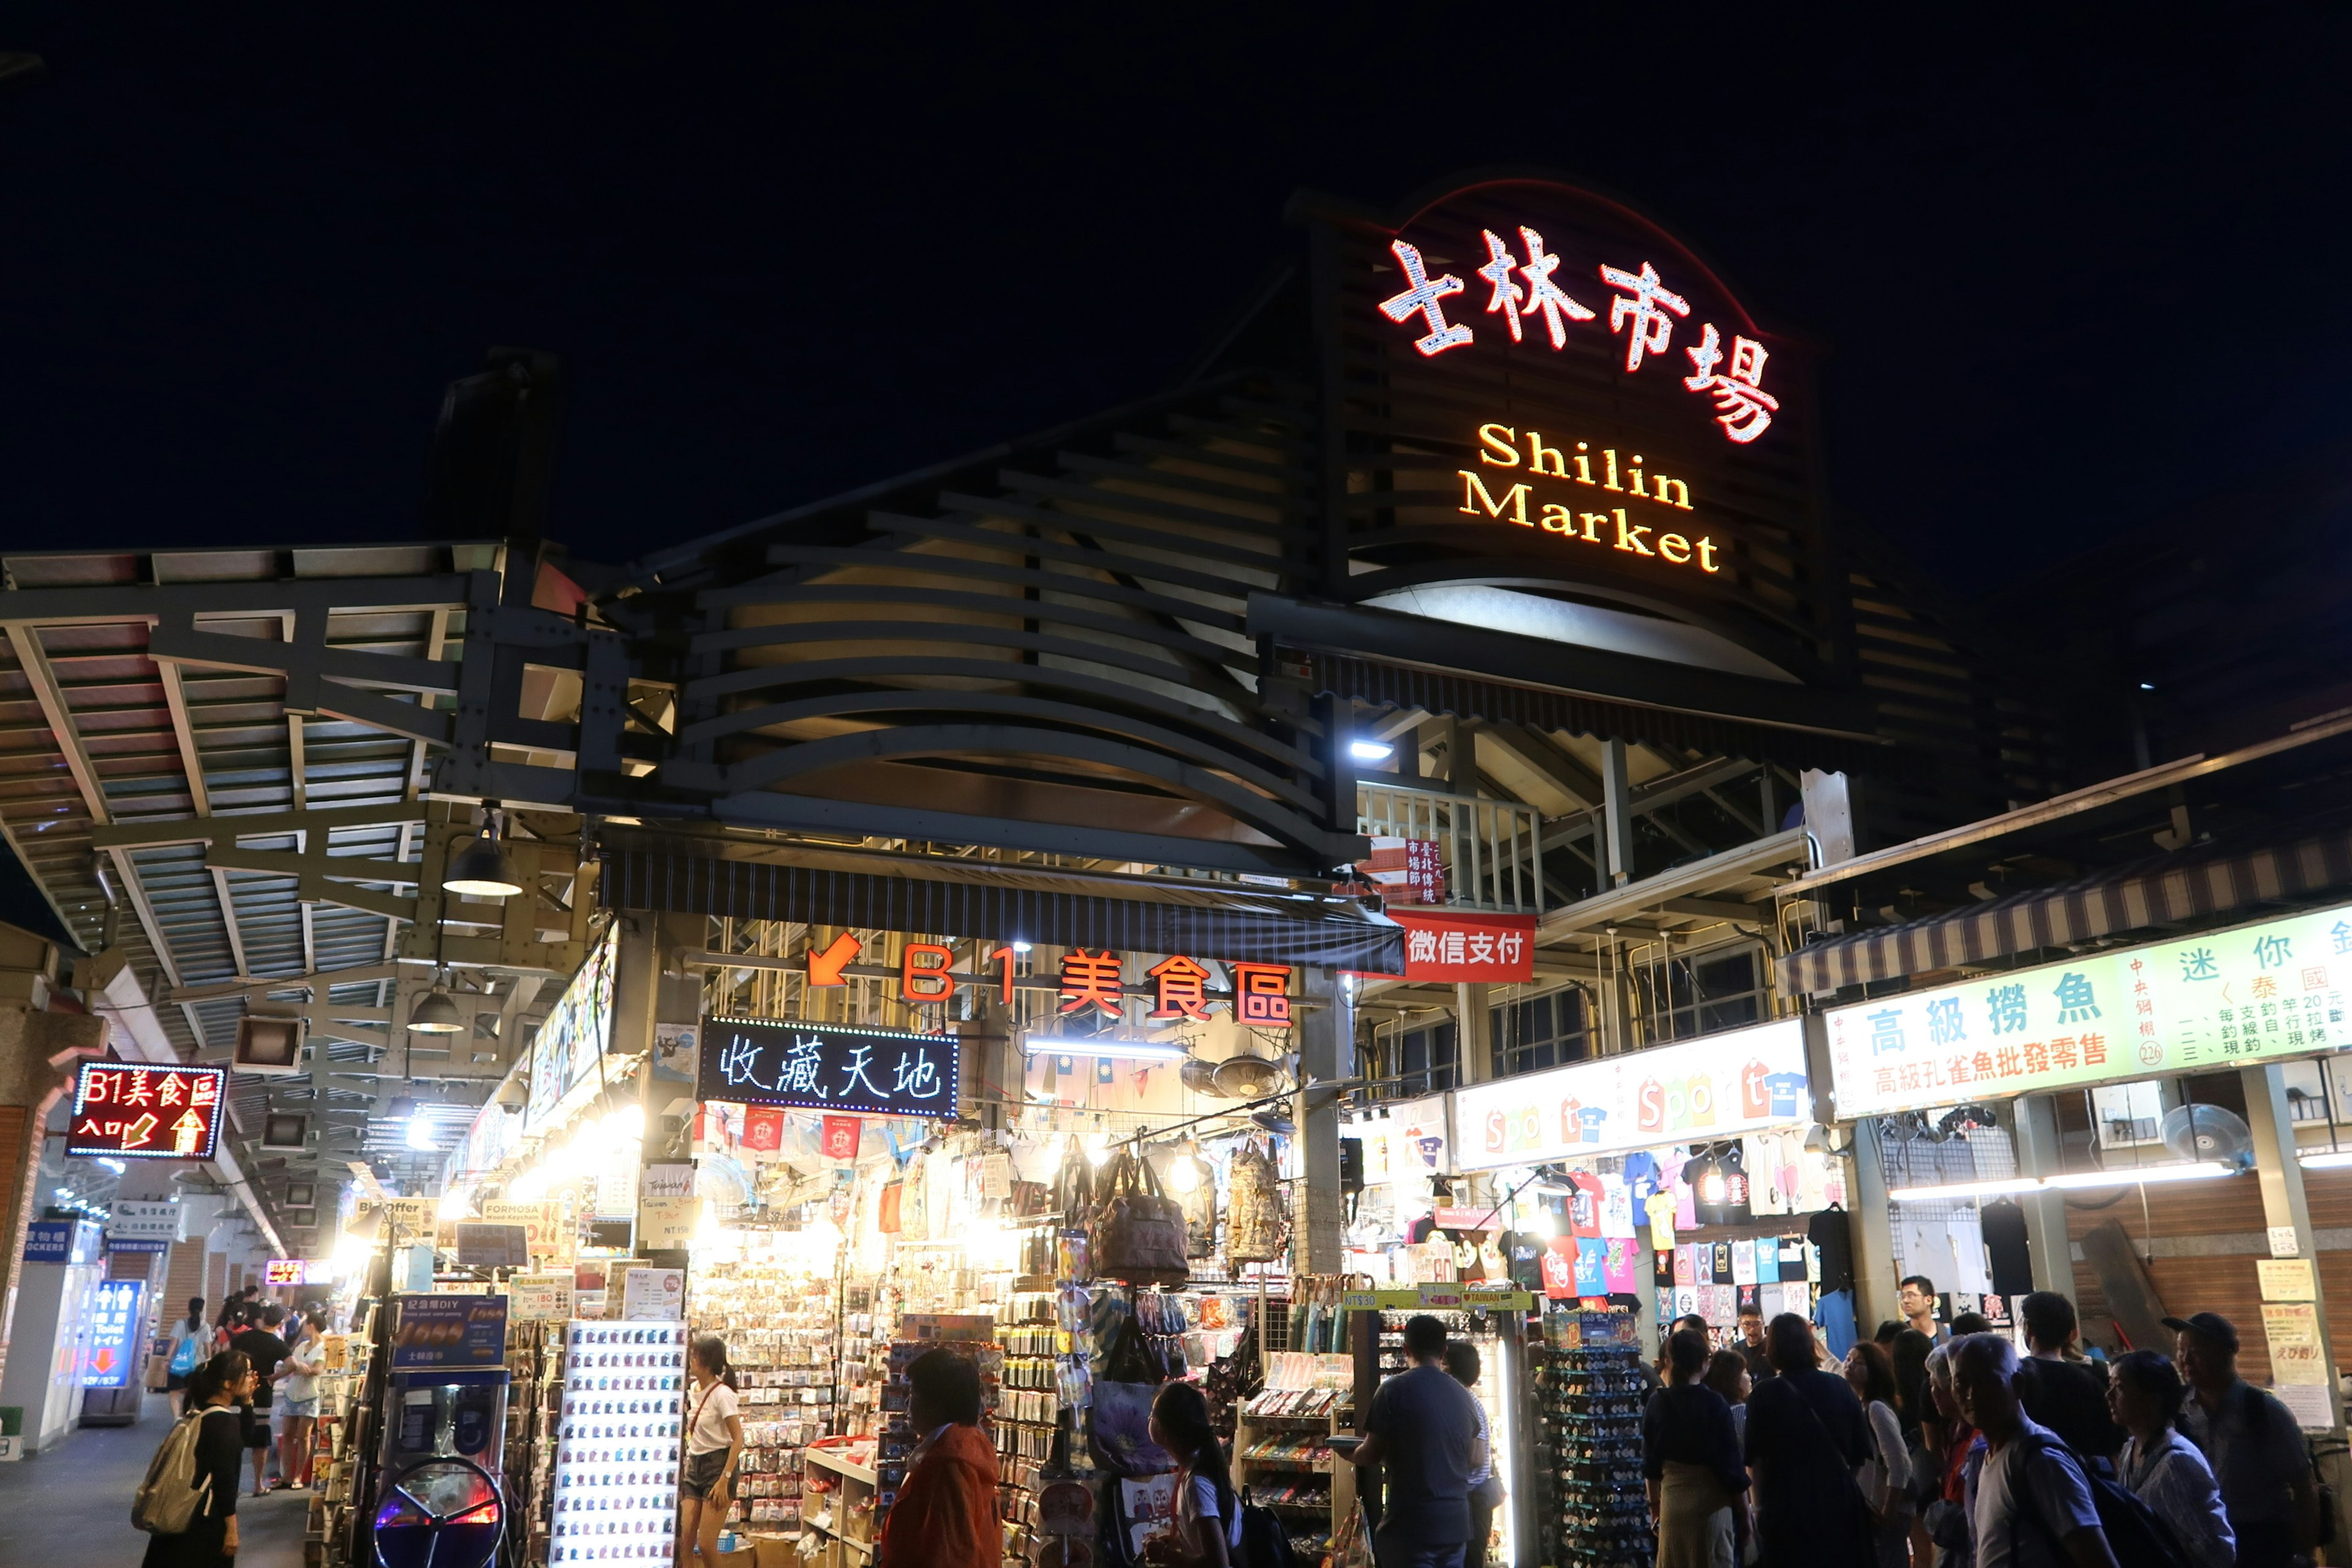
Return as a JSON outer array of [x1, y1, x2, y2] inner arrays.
[[2, 5, 2347, 591]]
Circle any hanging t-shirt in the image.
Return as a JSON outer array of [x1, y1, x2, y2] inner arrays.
[[1567, 1172, 1607, 1239], [1744, 1136, 1786, 1216], [1779, 1235, 1809, 1283], [1572, 1237, 1608, 1296], [1807, 1207, 1856, 1292], [1600, 1174, 1638, 1239], [1540, 1240, 1577, 1300], [1602, 1237, 1639, 1293], [1754, 1236, 1781, 1283], [1732, 1238, 1758, 1286], [1673, 1244, 1697, 1285], [1653, 1245, 1676, 1287], [1767, 1130, 1804, 1213], [1623, 1150, 1663, 1203], [1980, 1200, 2032, 1297], [1673, 1286, 1700, 1319], [1717, 1142, 1754, 1220], [1683, 1152, 1721, 1224], [1644, 1190, 1678, 1251]]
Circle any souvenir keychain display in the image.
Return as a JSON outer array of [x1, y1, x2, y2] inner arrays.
[[548, 1321, 690, 1564], [1534, 1313, 1654, 1568]]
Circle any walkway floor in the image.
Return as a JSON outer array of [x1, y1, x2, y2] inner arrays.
[[0, 1392, 311, 1567]]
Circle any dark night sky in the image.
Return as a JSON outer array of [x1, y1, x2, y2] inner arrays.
[[2, 4, 2348, 590]]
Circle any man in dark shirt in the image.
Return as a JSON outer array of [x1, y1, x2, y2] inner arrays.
[[1743, 1313, 1875, 1568], [230, 1302, 292, 1495], [2016, 1292, 2123, 1475], [2169, 1312, 2318, 1568], [1736, 1306, 1774, 1383], [1350, 1314, 1485, 1568]]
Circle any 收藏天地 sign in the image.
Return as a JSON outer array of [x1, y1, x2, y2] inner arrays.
[[1451, 1018, 1810, 1172], [1825, 900, 2352, 1118], [699, 1016, 961, 1120], [66, 1063, 227, 1160]]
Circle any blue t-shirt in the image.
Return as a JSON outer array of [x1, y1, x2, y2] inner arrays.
[[1574, 1237, 1608, 1295], [1623, 1151, 1662, 1202]]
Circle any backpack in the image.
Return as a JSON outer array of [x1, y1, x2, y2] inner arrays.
[[132, 1409, 214, 1534], [1234, 1487, 1296, 1568], [169, 1329, 201, 1376], [2014, 1431, 2193, 1568]]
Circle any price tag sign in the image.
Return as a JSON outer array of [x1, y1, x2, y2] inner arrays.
[[2258, 1258, 2316, 1302]]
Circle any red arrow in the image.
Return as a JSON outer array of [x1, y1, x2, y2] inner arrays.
[[806, 932, 861, 987]]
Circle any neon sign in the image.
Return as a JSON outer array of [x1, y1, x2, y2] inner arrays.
[[698, 1017, 962, 1120], [1459, 422, 1722, 574], [66, 1062, 227, 1160], [1379, 231, 1778, 444]]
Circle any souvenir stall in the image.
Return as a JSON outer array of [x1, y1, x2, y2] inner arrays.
[[1448, 1019, 1845, 1360]]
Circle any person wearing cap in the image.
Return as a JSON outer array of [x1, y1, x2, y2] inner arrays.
[[2168, 1311, 2318, 1568]]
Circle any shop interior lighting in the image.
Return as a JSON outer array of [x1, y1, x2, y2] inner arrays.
[[1348, 739, 1396, 763], [1891, 1162, 2236, 1202], [444, 807, 526, 898], [1020, 1036, 1191, 1064], [1011, 940, 1033, 953], [407, 983, 464, 1034], [2300, 1149, 2352, 1169]]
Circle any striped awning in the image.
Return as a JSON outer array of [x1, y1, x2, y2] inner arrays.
[[599, 846, 1407, 972], [1777, 826, 2352, 995]]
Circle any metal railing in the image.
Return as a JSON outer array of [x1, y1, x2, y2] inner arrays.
[[1357, 781, 1545, 914]]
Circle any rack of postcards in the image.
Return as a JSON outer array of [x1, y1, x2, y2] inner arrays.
[[546, 1320, 690, 1566], [1536, 1310, 1652, 1568], [503, 1319, 564, 1567], [695, 1254, 841, 1537], [995, 1286, 1087, 1566], [1234, 1350, 1356, 1565], [308, 1319, 374, 1567]]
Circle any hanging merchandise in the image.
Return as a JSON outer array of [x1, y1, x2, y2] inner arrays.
[[1090, 1308, 1174, 1477], [1226, 1140, 1285, 1263], [1167, 1142, 1218, 1259], [899, 1148, 930, 1243], [1091, 1151, 1189, 1287], [877, 1180, 905, 1234]]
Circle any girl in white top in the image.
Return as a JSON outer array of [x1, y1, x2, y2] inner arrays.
[[1843, 1342, 1914, 1568], [1147, 1381, 1240, 1568], [2108, 1351, 2234, 1568], [680, 1334, 745, 1568], [166, 1296, 210, 1414]]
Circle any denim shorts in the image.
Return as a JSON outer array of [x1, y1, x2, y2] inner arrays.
[[282, 1395, 320, 1418], [682, 1449, 729, 1501]]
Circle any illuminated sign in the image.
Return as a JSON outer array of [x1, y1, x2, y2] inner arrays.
[[1451, 1018, 1811, 1172], [1825, 900, 2352, 1119], [1372, 909, 1536, 985], [525, 923, 619, 1134], [265, 1259, 310, 1286], [699, 1016, 961, 1120], [1379, 230, 1777, 443], [1460, 423, 1722, 575], [66, 1062, 227, 1160], [82, 1280, 145, 1389]]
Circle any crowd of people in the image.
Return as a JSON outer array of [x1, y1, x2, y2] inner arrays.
[[160, 1284, 331, 1495], [1639, 1287, 2323, 1568]]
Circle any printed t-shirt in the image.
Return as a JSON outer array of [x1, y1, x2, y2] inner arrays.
[[1573, 1237, 1608, 1295], [1600, 1174, 1637, 1239], [1567, 1172, 1606, 1238], [1645, 1191, 1678, 1251], [1623, 1150, 1662, 1202]]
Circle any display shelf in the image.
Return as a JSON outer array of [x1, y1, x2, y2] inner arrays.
[[806, 1447, 878, 1488], [548, 1320, 688, 1566]]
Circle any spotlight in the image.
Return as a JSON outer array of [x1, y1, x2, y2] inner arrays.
[[445, 807, 524, 898]]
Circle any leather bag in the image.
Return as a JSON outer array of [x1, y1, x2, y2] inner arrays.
[[1091, 1150, 1189, 1287]]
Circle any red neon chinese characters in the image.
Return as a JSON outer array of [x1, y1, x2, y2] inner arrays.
[[1230, 962, 1294, 1028], [1683, 323, 1779, 443], [1598, 260, 1689, 372], [1145, 954, 1214, 1022], [1379, 241, 1472, 357], [1058, 949, 1125, 1020]]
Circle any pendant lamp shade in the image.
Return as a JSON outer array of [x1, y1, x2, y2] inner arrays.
[[408, 987, 465, 1033], [445, 813, 524, 898]]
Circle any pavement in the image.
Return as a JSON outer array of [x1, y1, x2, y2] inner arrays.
[[0, 1392, 312, 1566]]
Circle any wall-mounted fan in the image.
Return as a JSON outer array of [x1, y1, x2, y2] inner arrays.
[[2162, 1103, 2254, 1166]]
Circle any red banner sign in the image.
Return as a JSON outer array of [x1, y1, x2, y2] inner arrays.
[[1370, 909, 1537, 984], [66, 1062, 227, 1161], [820, 1115, 862, 1161]]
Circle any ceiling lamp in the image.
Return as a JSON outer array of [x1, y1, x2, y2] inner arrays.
[[445, 807, 524, 898], [385, 1096, 418, 1121], [407, 986, 464, 1035]]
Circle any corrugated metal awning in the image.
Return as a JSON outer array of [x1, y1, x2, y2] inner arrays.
[[599, 846, 1407, 972], [1777, 826, 2352, 994]]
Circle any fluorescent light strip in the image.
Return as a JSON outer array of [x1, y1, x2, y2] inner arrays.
[[1022, 1039, 1193, 1064], [2299, 1149, 2352, 1169], [1890, 1162, 2236, 1202]]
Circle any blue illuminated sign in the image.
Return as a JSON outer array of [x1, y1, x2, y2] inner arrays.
[[83, 1280, 145, 1388]]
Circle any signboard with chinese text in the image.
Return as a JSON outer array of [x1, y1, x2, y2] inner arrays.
[[510, 1272, 575, 1322], [1451, 1018, 1810, 1172], [699, 1016, 961, 1120], [80, 1280, 143, 1389], [264, 1259, 309, 1286], [1369, 909, 1536, 984], [111, 1200, 183, 1243], [388, 1293, 508, 1371], [65, 1062, 226, 1160], [1823, 901, 2352, 1118]]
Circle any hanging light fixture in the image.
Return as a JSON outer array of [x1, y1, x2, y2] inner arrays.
[[445, 804, 525, 898], [407, 982, 464, 1035]]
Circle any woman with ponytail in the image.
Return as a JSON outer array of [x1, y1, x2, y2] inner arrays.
[[678, 1335, 745, 1567]]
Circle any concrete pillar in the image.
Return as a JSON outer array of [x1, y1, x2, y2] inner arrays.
[[1600, 741, 1634, 886], [1295, 967, 1350, 1275], [2241, 1062, 2343, 1435], [1456, 982, 1492, 1086], [2007, 1095, 2076, 1294], [0, 1005, 108, 1395], [1843, 1108, 1900, 1334]]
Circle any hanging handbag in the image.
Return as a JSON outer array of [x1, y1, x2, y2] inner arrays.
[[1091, 1151, 1189, 1287], [1226, 1141, 1285, 1263], [1088, 1308, 1173, 1477]]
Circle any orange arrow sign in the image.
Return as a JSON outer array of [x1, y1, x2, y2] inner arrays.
[[807, 932, 861, 987]]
